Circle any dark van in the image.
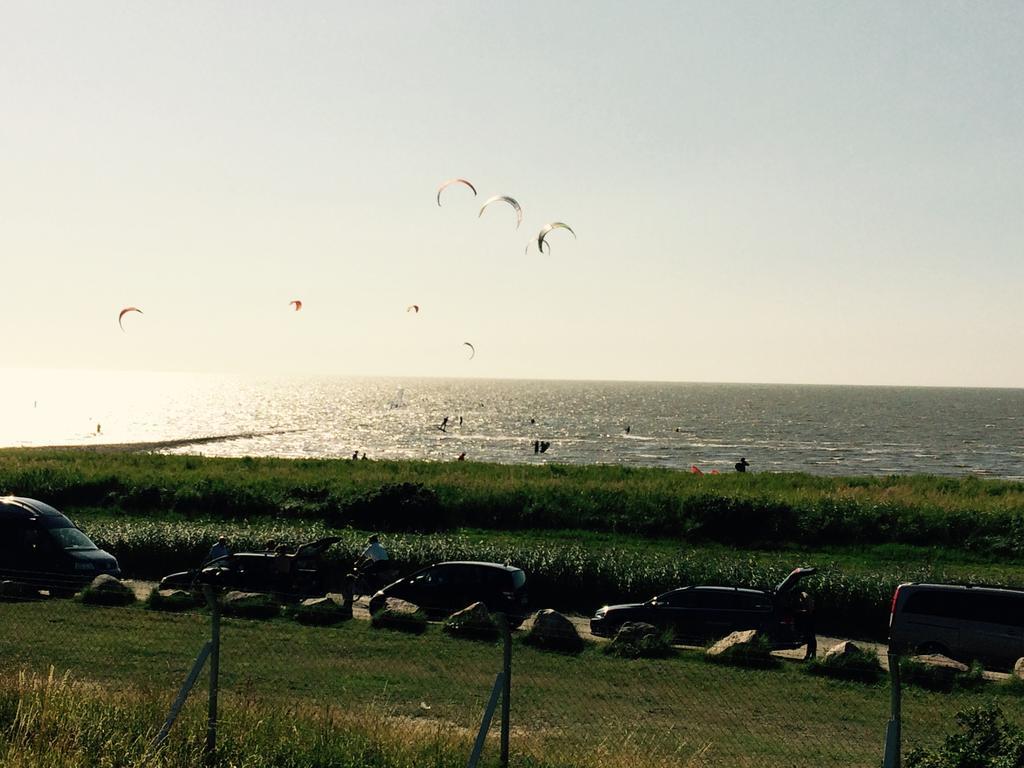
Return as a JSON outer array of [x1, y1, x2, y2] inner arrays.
[[368, 561, 528, 624], [0, 497, 120, 595], [889, 583, 1024, 670]]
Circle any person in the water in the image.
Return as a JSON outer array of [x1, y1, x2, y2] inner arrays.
[[735, 457, 750, 472]]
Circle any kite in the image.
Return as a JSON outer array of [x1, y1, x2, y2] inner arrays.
[[479, 195, 523, 229], [436, 178, 477, 206], [407, 304, 420, 313], [463, 342, 475, 360], [289, 300, 303, 311], [118, 307, 143, 332], [525, 240, 551, 255], [537, 222, 576, 252]]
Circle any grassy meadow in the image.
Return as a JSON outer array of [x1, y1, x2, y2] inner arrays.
[[3, 449, 1024, 765], [3, 599, 1022, 767], [3, 449, 1024, 639]]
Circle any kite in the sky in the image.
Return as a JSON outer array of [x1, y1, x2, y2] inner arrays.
[[463, 342, 476, 360], [289, 300, 303, 311], [118, 307, 143, 332], [537, 222, 576, 252], [407, 304, 420, 313], [479, 195, 523, 229], [525, 240, 551, 255], [436, 178, 477, 206]]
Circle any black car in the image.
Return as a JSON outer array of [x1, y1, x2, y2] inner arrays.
[[368, 561, 528, 623], [158, 537, 341, 600], [0, 496, 120, 595], [590, 567, 817, 647]]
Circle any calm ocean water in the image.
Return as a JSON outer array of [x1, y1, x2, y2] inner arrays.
[[1, 369, 1022, 479]]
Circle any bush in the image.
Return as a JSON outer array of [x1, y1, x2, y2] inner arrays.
[[900, 657, 985, 692], [806, 647, 883, 684], [906, 703, 1024, 767]]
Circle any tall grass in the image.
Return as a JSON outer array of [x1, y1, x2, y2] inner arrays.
[[3, 450, 1024, 554], [0, 668, 478, 768], [81, 516, 949, 639]]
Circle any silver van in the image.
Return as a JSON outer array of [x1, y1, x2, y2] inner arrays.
[[889, 583, 1024, 670]]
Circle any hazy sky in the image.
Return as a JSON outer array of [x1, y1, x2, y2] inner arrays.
[[2, 2, 1022, 386]]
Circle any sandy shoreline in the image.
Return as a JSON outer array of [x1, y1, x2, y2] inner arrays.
[[7, 430, 303, 454]]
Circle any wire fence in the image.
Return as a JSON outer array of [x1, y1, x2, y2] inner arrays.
[[1, 572, 1023, 768]]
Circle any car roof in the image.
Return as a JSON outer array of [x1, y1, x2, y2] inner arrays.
[[663, 586, 768, 596], [435, 561, 523, 573], [897, 582, 1024, 596], [0, 496, 68, 521]]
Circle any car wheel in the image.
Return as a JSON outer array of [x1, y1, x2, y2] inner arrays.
[[368, 596, 384, 616]]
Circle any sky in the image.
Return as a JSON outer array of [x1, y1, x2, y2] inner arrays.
[[1, 2, 1022, 387]]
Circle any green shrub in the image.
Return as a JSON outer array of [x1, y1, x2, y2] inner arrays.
[[806, 646, 883, 684], [906, 703, 1024, 767]]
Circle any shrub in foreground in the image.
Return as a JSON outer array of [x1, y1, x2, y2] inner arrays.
[[906, 703, 1024, 767]]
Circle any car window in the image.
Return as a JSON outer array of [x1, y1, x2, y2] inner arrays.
[[734, 592, 771, 610], [46, 526, 97, 551], [689, 590, 734, 609], [903, 589, 1024, 627], [659, 590, 695, 607]]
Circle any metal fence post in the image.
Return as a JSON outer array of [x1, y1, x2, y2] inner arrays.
[[499, 613, 511, 768], [203, 585, 221, 761], [883, 652, 902, 768]]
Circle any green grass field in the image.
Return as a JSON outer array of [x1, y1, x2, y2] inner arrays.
[[2, 598, 1020, 767], [3, 449, 1024, 765]]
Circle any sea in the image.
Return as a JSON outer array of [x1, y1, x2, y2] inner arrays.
[[1, 369, 1023, 480]]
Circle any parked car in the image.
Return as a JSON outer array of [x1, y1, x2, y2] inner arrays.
[[367, 561, 529, 623], [889, 582, 1024, 670], [0, 496, 120, 595], [590, 566, 817, 647], [158, 536, 341, 600]]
